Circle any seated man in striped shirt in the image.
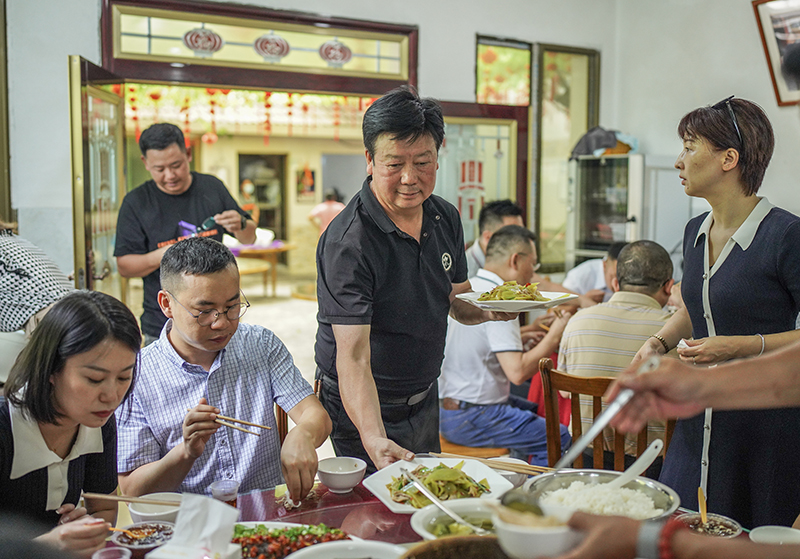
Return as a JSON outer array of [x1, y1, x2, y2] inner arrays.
[[116, 237, 331, 502], [559, 240, 675, 460]]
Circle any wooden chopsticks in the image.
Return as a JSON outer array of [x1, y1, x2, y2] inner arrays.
[[431, 452, 553, 476], [82, 492, 181, 507], [185, 409, 271, 437]]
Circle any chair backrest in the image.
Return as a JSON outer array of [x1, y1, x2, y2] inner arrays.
[[539, 357, 673, 471], [275, 405, 289, 446]]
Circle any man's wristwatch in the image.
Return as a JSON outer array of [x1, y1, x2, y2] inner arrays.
[[240, 214, 247, 231], [636, 519, 667, 559]]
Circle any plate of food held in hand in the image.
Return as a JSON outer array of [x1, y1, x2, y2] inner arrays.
[[456, 281, 578, 312], [362, 458, 513, 514]]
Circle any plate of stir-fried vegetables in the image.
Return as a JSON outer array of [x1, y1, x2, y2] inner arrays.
[[362, 458, 514, 514], [457, 283, 577, 312]]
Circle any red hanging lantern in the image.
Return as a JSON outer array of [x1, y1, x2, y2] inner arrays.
[[333, 98, 341, 142], [149, 91, 162, 122], [263, 92, 272, 146], [286, 93, 294, 137]]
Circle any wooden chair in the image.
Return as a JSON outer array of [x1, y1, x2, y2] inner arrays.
[[438, 433, 508, 459], [275, 405, 289, 446], [539, 357, 674, 471]]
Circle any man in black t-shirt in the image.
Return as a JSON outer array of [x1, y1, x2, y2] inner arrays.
[[114, 124, 256, 343], [315, 88, 517, 472]]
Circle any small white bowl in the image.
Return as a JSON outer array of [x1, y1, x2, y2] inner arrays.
[[317, 457, 367, 494], [288, 540, 407, 558], [749, 525, 800, 544], [488, 457, 529, 488], [410, 498, 495, 540], [493, 510, 583, 559], [128, 492, 182, 524]]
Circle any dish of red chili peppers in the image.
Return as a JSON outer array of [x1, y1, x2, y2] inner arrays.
[[232, 523, 351, 559]]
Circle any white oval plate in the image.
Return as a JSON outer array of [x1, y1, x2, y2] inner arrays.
[[362, 457, 512, 514], [288, 540, 407, 559], [456, 291, 578, 312]]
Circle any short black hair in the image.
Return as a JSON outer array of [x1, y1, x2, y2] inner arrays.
[[607, 241, 628, 261], [478, 200, 524, 233], [139, 123, 187, 156], [362, 86, 444, 159], [677, 97, 773, 196], [160, 237, 238, 294], [4, 291, 141, 424], [485, 224, 537, 263], [616, 240, 673, 294]]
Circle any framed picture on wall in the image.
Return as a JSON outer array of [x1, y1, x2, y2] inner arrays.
[[297, 166, 316, 202], [753, 0, 800, 106]]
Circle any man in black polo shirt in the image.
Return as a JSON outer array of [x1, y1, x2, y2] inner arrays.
[[114, 123, 256, 344], [315, 87, 516, 472]]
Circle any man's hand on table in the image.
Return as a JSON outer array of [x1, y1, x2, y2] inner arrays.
[[182, 398, 221, 460], [364, 436, 414, 470], [280, 426, 319, 502]]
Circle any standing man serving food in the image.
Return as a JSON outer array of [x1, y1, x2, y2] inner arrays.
[[315, 87, 516, 472], [115, 123, 257, 345]]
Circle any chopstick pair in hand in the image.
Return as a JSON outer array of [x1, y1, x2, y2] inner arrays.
[[185, 408, 271, 437]]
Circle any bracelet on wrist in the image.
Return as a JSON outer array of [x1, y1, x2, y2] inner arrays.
[[650, 334, 670, 354], [658, 518, 688, 559], [636, 519, 667, 559], [756, 333, 765, 356]]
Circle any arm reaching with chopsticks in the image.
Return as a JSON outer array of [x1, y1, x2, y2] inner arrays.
[[281, 395, 332, 501], [119, 398, 221, 496]]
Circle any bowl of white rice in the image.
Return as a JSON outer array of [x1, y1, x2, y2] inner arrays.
[[522, 469, 680, 521]]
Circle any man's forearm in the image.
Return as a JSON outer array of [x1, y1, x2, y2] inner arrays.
[[118, 443, 196, 496], [233, 219, 257, 245], [117, 248, 167, 278]]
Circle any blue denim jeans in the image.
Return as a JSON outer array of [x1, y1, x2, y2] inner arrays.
[[439, 396, 571, 467]]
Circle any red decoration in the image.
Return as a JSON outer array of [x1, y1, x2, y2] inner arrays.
[[263, 92, 272, 146], [286, 93, 294, 137], [333, 99, 341, 141], [254, 33, 290, 63], [183, 28, 223, 58], [319, 38, 352, 68]]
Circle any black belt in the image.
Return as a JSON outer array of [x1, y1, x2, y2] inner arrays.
[[317, 373, 433, 407], [440, 397, 485, 411]]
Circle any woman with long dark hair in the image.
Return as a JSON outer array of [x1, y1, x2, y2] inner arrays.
[[0, 291, 141, 557]]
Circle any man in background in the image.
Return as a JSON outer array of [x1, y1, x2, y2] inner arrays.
[[114, 123, 256, 345], [308, 189, 345, 236], [466, 200, 525, 278], [439, 225, 571, 465], [562, 241, 628, 304], [559, 240, 674, 458]]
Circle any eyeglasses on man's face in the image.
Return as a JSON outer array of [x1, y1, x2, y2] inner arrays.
[[711, 95, 744, 149], [167, 290, 250, 326]]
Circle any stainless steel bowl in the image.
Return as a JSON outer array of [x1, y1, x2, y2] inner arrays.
[[520, 469, 680, 521]]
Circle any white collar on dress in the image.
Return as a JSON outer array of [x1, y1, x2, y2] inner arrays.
[[9, 400, 104, 480], [693, 197, 773, 251]]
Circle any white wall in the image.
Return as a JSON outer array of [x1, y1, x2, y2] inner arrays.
[[615, 0, 800, 215], [7, 0, 800, 271]]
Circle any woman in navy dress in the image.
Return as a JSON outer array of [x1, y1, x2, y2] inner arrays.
[[634, 97, 800, 528], [0, 291, 141, 557]]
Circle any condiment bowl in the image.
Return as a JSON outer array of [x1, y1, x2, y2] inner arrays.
[[110, 521, 175, 559], [676, 512, 742, 538], [410, 498, 495, 540], [128, 492, 182, 524], [317, 457, 367, 494], [749, 525, 800, 544]]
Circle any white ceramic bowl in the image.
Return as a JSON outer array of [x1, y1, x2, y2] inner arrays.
[[128, 492, 182, 524], [488, 457, 529, 489], [493, 511, 583, 559], [410, 498, 495, 540], [749, 525, 800, 544], [317, 457, 367, 494]]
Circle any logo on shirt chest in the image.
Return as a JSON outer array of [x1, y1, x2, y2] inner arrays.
[[442, 252, 453, 271]]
